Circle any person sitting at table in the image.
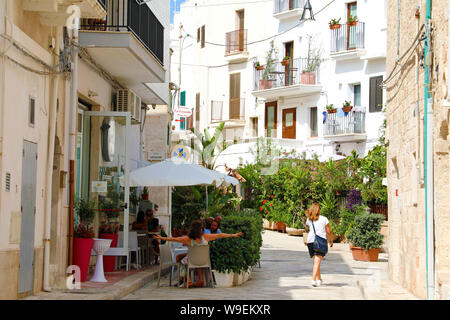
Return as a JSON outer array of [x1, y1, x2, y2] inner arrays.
[[131, 211, 147, 231], [147, 209, 161, 264], [204, 217, 214, 231], [154, 219, 242, 288], [204, 219, 221, 234]]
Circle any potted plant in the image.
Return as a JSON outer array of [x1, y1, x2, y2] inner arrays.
[[254, 61, 264, 71], [73, 198, 96, 282], [301, 35, 321, 85], [342, 100, 353, 112], [347, 15, 358, 26], [281, 56, 290, 66], [329, 18, 341, 29], [98, 198, 120, 272], [259, 40, 278, 90], [347, 213, 384, 262], [326, 104, 337, 114]]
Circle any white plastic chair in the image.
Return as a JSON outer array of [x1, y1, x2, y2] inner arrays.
[[157, 244, 180, 287], [117, 231, 141, 270], [185, 245, 214, 288]]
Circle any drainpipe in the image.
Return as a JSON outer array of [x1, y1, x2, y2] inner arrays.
[[423, 0, 435, 300], [415, 7, 422, 186], [43, 27, 61, 292], [68, 16, 80, 266]]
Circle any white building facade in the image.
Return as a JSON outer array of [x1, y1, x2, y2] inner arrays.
[[171, 0, 386, 165]]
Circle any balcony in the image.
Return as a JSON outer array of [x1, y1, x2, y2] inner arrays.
[[252, 57, 322, 100], [330, 22, 366, 60], [79, 0, 167, 104], [273, 0, 305, 20], [225, 29, 248, 63], [323, 111, 367, 142], [22, 0, 106, 25]]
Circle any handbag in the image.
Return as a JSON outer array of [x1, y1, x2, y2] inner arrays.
[[311, 220, 328, 254]]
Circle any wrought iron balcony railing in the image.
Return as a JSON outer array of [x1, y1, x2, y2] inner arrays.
[[80, 0, 164, 64], [253, 57, 320, 91], [323, 111, 366, 136], [330, 21, 365, 53], [225, 29, 247, 55], [274, 0, 305, 14]]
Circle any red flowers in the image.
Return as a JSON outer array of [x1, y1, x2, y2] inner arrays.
[[271, 195, 274, 199], [260, 206, 263, 211], [270, 203, 273, 206], [263, 199, 268, 204]]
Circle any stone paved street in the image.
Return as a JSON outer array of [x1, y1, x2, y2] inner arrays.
[[122, 230, 419, 300]]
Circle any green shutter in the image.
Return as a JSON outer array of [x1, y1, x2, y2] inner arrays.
[[181, 91, 186, 106], [180, 118, 185, 130]]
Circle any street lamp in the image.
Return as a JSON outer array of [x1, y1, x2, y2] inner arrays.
[[300, 0, 315, 22]]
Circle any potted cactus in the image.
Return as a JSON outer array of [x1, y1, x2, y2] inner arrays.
[[326, 104, 337, 114], [347, 15, 358, 26], [281, 56, 290, 66], [329, 18, 341, 29], [342, 100, 353, 113]]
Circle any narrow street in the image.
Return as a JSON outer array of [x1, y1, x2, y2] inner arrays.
[[122, 230, 417, 300]]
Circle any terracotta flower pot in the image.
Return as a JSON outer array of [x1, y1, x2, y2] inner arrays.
[[73, 237, 94, 282], [100, 233, 118, 272], [301, 72, 316, 84], [259, 79, 272, 90], [327, 109, 337, 114], [342, 106, 353, 113], [329, 24, 341, 30], [281, 59, 290, 66], [255, 65, 264, 71], [350, 246, 381, 262], [275, 222, 287, 233], [347, 21, 357, 26]]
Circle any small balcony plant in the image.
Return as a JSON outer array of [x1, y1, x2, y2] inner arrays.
[[326, 104, 336, 114], [329, 18, 341, 29], [342, 100, 353, 112], [347, 15, 358, 26], [281, 56, 291, 66], [260, 40, 278, 90], [254, 61, 264, 71]]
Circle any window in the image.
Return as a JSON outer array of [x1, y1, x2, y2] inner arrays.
[[353, 84, 361, 106], [310, 107, 318, 137], [369, 76, 383, 112], [29, 97, 35, 127], [250, 117, 258, 137], [265, 102, 277, 138], [197, 28, 200, 42]]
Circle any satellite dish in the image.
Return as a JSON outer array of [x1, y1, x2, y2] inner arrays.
[[101, 117, 115, 162]]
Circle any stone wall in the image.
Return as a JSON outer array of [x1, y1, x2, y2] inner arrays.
[[386, 0, 450, 299]]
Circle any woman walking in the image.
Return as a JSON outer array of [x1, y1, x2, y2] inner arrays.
[[305, 203, 333, 287]]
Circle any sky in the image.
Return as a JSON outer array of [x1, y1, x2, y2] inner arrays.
[[170, 0, 188, 24]]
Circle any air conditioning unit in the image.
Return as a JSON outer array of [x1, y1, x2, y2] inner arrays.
[[116, 89, 141, 122]]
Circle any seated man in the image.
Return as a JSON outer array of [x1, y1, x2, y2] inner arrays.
[[147, 209, 161, 264], [131, 211, 147, 231], [204, 219, 222, 234]]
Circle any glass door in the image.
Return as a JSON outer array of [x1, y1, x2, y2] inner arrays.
[[347, 2, 357, 49]]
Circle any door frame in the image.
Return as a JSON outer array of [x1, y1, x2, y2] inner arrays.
[[282, 107, 297, 139]]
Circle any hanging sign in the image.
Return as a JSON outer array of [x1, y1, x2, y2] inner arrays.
[[173, 106, 193, 118], [92, 181, 107, 193], [171, 145, 190, 160]]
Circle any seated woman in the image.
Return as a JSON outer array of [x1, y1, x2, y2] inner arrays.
[[146, 209, 161, 264], [131, 211, 147, 231], [154, 219, 242, 288], [204, 219, 221, 234]]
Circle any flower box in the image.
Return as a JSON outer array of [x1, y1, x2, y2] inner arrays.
[[350, 246, 381, 262], [233, 270, 252, 286], [327, 109, 337, 114], [329, 24, 341, 30], [213, 271, 234, 288], [342, 106, 353, 113], [255, 65, 264, 71]]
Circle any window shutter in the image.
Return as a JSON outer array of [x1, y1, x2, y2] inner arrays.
[[229, 73, 240, 119], [369, 76, 383, 112], [180, 91, 186, 106], [197, 28, 200, 42], [201, 25, 205, 48]]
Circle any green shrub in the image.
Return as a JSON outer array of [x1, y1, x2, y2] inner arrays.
[[347, 213, 384, 250], [210, 209, 263, 274], [329, 205, 366, 239]]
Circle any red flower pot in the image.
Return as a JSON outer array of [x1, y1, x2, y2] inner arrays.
[[281, 59, 290, 66], [73, 237, 94, 282], [342, 106, 353, 113], [100, 233, 118, 272], [275, 222, 287, 233], [350, 246, 381, 262], [329, 24, 341, 30], [259, 79, 272, 90], [327, 109, 337, 114]]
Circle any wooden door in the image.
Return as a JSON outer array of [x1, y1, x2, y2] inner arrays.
[[282, 108, 296, 139], [229, 73, 241, 119], [284, 42, 293, 85], [265, 101, 277, 137]]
